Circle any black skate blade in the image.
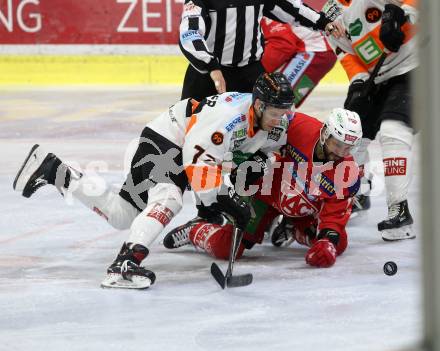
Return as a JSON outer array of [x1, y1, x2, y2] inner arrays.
[[210, 262, 226, 289], [13, 144, 40, 191], [226, 273, 253, 288]]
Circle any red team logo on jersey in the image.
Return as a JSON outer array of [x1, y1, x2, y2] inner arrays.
[[279, 180, 317, 217], [383, 158, 407, 176]]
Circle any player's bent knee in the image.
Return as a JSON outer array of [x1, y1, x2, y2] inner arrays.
[[101, 196, 139, 230], [147, 183, 183, 215]]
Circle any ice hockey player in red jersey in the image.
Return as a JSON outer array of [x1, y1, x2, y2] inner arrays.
[[164, 108, 362, 268], [12, 72, 294, 289], [261, 17, 337, 107]]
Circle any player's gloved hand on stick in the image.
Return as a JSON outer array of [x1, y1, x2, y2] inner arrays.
[[380, 4, 407, 53], [230, 150, 269, 191], [305, 229, 339, 268], [344, 79, 369, 115], [196, 204, 227, 225], [213, 184, 251, 230]]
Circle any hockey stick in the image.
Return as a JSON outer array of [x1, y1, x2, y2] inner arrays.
[[361, 51, 388, 98], [211, 226, 253, 289]]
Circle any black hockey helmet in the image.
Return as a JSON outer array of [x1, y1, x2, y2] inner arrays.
[[252, 72, 294, 110]]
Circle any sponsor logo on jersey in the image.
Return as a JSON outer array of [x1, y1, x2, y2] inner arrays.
[[211, 131, 224, 145], [312, 172, 335, 196], [223, 92, 248, 106], [225, 114, 246, 132], [232, 138, 246, 150], [282, 52, 314, 86], [354, 37, 382, 64], [226, 92, 243, 100], [384, 157, 407, 176], [180, 30, 202, 42], [365, 7, 382, 23], [286, 144, 308, 164], [294, 75, 315, 104], [349, 18, 363, 37], [268, 126, 283, 141], [233, 128, 247, 138]]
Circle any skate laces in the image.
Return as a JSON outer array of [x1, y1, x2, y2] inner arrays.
[[30, 177, 48, 195], [275, 222, 295, 246], [388, 203, 401, 220], [120, 260, 132, 273], [172, 227, 191, 247], [353, 195, 362, 209]]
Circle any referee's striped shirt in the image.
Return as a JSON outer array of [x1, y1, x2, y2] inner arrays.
[[179, 0, 330, 73]]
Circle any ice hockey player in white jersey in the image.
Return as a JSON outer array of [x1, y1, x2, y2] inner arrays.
[[13, 72, 295, 289], [326, 0, 417, 241]]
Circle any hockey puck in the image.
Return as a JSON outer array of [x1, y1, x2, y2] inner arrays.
[[383, 261, 398, 276]]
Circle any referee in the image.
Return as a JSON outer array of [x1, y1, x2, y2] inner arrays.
[[179, 0, 343, 100]]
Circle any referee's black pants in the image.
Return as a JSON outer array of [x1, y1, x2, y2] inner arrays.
[[181, 61, 265, 101]]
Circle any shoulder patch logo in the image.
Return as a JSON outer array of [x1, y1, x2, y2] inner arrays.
[[211, 132, 224, 145], [349, 18, 363, 37], [365, 7, 382, 23]]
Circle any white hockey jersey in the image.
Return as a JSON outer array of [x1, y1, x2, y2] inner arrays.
[[147, 92, 289, 206], [325, 0, 418, 84]]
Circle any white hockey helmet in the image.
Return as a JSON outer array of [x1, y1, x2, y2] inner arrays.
[[321, 108, 362, 146]]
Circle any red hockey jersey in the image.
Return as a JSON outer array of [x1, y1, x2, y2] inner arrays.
[[256, 112, 360, 234]]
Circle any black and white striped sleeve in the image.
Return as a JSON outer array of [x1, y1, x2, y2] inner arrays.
[[264, 0, 331, 31], [179, 0, 220, 74]]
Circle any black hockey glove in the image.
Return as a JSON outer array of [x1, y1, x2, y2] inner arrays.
[[344, 79, 370, 116], [230, 150, 269, 193], [212, 185, 251, 230], [196, 204, 227, 225], [380, 4, 407, 53]]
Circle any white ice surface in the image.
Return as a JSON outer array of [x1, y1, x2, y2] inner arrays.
[[0, 87, 422, 351]]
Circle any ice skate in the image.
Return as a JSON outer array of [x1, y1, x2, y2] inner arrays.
[[270, 216, 295, 247], [350, 194, 371, 219], [378, 200, 415, 241], [101, 243, 156, 290], [13, 144, 61, 198], [163, 217, 204, 249]]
